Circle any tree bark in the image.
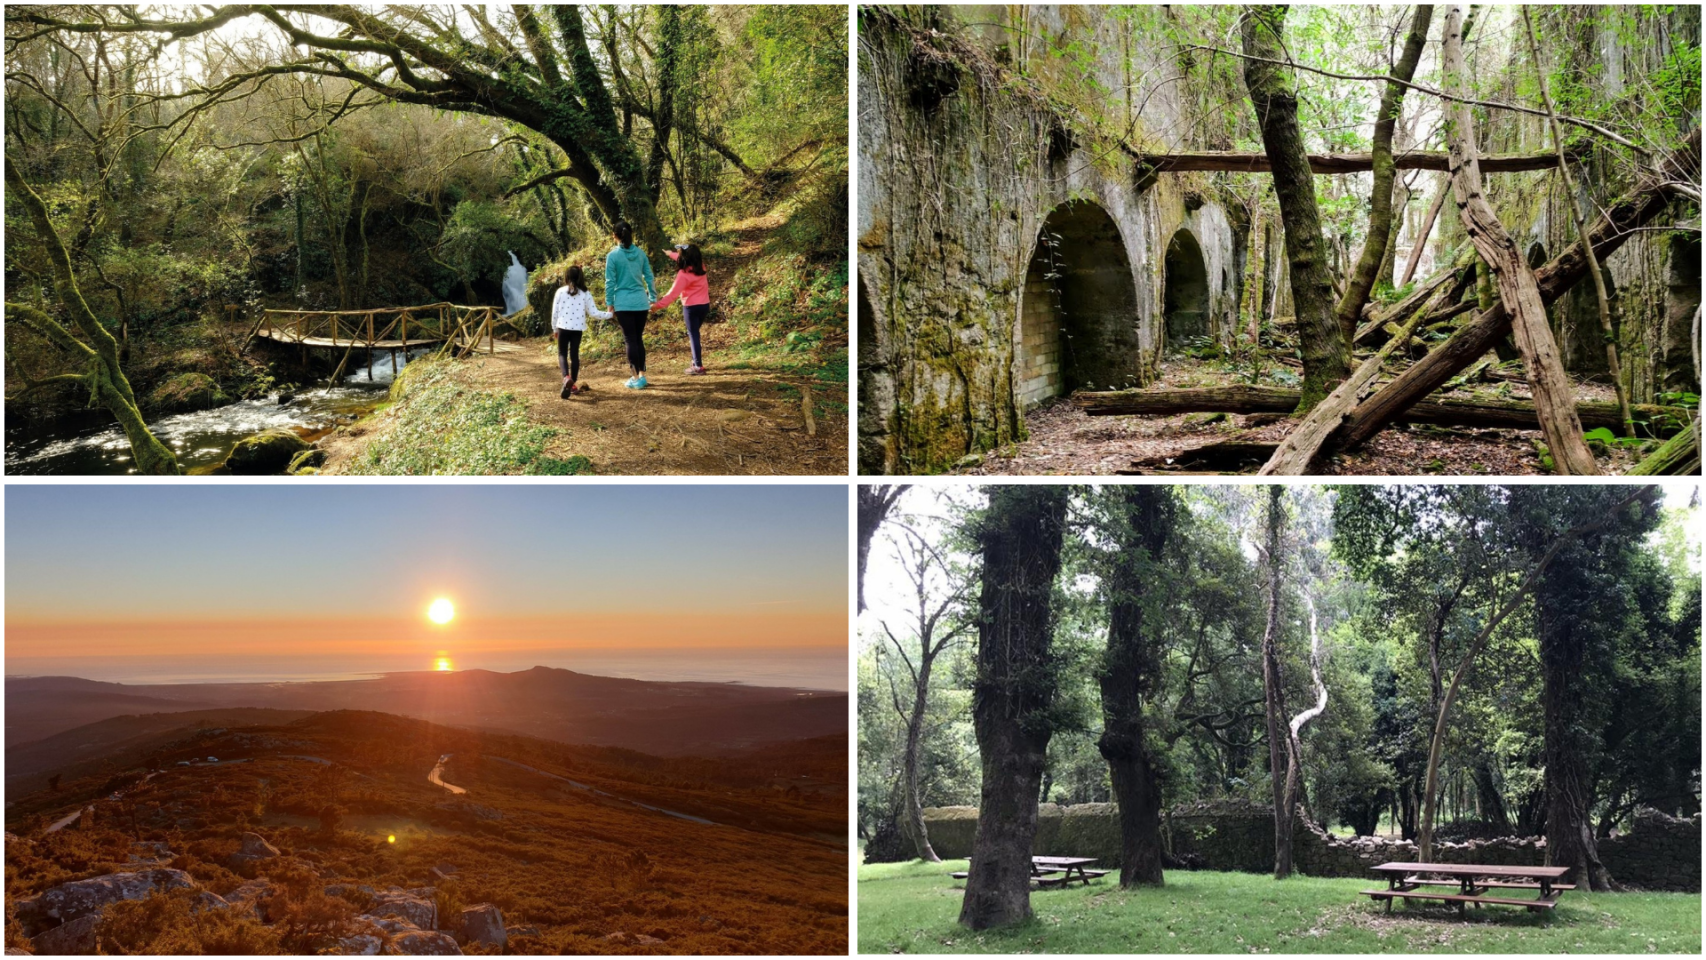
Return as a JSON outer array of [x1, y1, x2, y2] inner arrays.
[[899, 674, 940, 863], [1076, 385, 1689, 437], [1538, 569, 1615, 891], [1241, 6, 1349, 411], [1520, 7, 1633, 437], [1472, 758, 1511, 831], [1335, 127, 1701, 452], [959, 487, 1069, 930], [1335, 5, 1432, 341], [1257, 486, 1293, 878], [4, 157, 179, 475], [1096, 487, 1174, 889], [1399, 180, 1450, 287], [1281, 593, 1329, 843], [1437, 6, 1597, 474], [857, 485, 909, 613]]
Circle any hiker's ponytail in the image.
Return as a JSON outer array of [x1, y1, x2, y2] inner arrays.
[[614, 221, 633, 248]]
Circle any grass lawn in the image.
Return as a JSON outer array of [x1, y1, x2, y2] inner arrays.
[[859, 860, 1702, 953]]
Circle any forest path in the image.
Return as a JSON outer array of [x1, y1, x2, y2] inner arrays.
[[429, 754, 466, 795]]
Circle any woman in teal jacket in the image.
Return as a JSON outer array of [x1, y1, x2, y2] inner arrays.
[[604, 221, 657, 389]]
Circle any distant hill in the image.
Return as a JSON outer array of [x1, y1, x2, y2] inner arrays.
[[5, 666, 847, 755], [5, 708, 846, 954], [5, 708, 314, 791]]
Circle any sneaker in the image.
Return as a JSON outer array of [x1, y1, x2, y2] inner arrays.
[[624, 377, 638, 389], [688, 365, 707, 376], [573, 382, 590, 394], [560, 377, 573, 399], [633, 374, 649, 389]]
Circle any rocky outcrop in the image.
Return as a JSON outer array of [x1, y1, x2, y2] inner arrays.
[[369, 890, 435, 932], [456, 903, 505, 948], [223, 430, 312, 474], [385, 930, 461, 955], [332, 934, 384, 956], [223, 879, 280, 921], [27, 869, 196, 923], [229, 832, 281, 864], [29, 914, 100, 956]]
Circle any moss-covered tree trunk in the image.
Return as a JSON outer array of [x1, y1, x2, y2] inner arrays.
[[1096, 487, 1174, 889], [1334, 5, 1432, 339], [1241, 6, 1348, 411], [4, 157, 180, 475], [959, 486, 1069, 930]]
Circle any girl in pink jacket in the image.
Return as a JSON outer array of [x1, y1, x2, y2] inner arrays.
[[651, 243, 711, 375]]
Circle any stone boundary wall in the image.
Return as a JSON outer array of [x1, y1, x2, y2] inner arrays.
[[922, 800, 1700, 891]]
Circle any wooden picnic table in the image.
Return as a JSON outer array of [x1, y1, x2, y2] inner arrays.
[[1360, 862, 1574, 919], [953, 855, 1109, 888]]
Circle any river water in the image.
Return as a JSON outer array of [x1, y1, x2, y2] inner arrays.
[[5, 349, 428, 475]]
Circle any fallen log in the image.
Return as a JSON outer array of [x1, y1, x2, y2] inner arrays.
[[1131, 440, 1281, 473], [1073, 386, 1691, 438], [1335, 126, 1702, 452], [1628, 421, 1701, 476], [1125, 148, 1573, 176]]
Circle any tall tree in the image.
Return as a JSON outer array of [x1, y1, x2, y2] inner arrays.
[[1334, 5, 1433, 338], [1514, 485, 1663, 890], [876, 528, 973, 863], [3, 157, 179, 474], [958, 486, 1070, 931], [1095, 487, 1177, 888], [1256, 485, 1295, 878], [1241, 6, 1350, 411]]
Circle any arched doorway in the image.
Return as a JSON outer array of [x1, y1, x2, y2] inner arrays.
[[1014, 200, 1141, 406], [1164, 228, 1210, 349]]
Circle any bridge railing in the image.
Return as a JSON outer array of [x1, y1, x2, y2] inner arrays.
[[260, 303, 499, 361]]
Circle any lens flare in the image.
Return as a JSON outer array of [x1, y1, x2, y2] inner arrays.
[[387, 834, 396, 844], [427, 598, 454, 624]]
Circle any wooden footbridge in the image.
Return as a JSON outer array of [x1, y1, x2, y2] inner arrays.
[[251, 303, 502, 380]]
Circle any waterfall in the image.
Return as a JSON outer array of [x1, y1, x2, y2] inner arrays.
[[502, 251, 529, 316]]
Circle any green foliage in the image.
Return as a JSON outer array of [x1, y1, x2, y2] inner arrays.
[[346, 359, 565, 475]]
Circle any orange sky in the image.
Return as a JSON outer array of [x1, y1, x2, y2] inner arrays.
[[5, 610, 845, 662]]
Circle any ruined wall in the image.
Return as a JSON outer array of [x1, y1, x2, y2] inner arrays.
[[923, 800, 1701, 891], [858, 8, 1245, 473]]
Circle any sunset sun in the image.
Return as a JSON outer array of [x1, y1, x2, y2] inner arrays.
[[427, 597, 455, 625]]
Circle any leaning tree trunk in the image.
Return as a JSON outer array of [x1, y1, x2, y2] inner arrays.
[[1334, 5, 1432, 339], [1241, 7, 1349, 411], [958, 486, 1069, 931], [899, 678, 941, 862], [4, 158, 179, 475], [1096, 487, 1174, 888], [1257, 486, 1294, 878], [1281, 594, 1329, 843], [1472, 758, 1512, 832], [1436, 6, 1597, 473]]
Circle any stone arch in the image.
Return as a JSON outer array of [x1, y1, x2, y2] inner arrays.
[[1014, 200, 1142, 406], [1164, 228, 1211, 349], [1526, 242, 1547, 270]]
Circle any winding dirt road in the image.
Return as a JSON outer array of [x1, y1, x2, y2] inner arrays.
[[428, 754, 467, 794]]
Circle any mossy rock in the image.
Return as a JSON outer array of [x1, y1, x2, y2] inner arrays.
[[287, 449, 328, 474], [146, 373, 227, 415], [224, 429, 311, 475]]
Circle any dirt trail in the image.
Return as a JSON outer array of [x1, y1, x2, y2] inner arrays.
[[429, 754, 466, 795]]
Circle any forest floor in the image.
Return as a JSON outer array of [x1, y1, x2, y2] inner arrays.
[[951, 359, 1649, 477], [320, 216, 847, 476], [858, 860, 1701, 954]]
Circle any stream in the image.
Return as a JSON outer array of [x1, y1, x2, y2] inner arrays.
[[6, 349, 429, 475]]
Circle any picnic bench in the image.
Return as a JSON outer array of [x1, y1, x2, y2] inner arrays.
[[1360, 862, 1574, 920], [951, 856, 1110, 888]]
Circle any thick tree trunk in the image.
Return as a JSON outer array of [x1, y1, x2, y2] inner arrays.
[[1096, 487, 1174, 889], [1538, 584, 1616, 890], [1472, 759, 1512, 832], [1076, 385, 1689, 436], [1241, 7, 1349, 411], [959, 487, 1069, 930], [1335, 127, 1702, 451], [1435, 6, 1596, 472], [1335, 5, 1432, 341], [1281, 594, 1329, 843], [1257, 486, 1293, 878]]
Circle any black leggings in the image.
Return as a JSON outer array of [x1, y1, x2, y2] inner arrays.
[[684, 303, 709, 367], [615, 310, 648, 373], [555, 329, 582, 380]]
